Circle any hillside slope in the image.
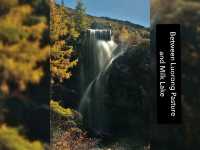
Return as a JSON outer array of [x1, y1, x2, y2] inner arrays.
[[66, 7, 149, 41]]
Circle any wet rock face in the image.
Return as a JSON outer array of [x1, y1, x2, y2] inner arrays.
[[105, 44, 152, 137], [82, 42, 153, 141]]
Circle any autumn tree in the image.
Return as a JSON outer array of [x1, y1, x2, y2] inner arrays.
[[118, 26, 130, 43], [0, 125, 43, 150], [50, 0, 79, 83], [0, 0, 49, 95], [0, 0, 49, 148]]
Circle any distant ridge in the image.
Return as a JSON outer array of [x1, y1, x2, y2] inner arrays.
[[99, 17, 146, 29], [66, 6, 148, 31]]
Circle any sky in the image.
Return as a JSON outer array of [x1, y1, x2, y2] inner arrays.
[[56, 0, 150, 27]]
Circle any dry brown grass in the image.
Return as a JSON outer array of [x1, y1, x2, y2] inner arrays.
[[52, 128, 97, 150]]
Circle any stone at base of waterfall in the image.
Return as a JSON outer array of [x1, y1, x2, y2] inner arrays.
[[80, 42, 152, 139]]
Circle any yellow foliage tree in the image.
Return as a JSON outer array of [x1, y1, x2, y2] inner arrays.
[[0, 125, 44, 150], [50, 0, 79, 83], [118, 26, 130, 43], [0, 1, 49, 95]]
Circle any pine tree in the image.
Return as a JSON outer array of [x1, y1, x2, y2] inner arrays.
[[74, 0, 88, 32], [50, 0, 79, 83]]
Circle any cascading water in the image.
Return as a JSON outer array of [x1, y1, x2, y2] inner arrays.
[[80, 29, 117, 93], [79, 28, 151, 147], [79, 28, 119, 135]]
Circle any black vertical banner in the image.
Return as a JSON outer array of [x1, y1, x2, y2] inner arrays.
[[156, 24, 181, 124]]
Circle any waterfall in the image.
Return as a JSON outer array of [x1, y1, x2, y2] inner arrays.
[[80, 29, 117, 93], [79, 28, 151, 142], [79, 29, 119, 135]]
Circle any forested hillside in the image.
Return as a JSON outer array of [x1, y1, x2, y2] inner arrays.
[[51, 0, 200, 150], [50, 0, 150, 150], [0, 0, 198, 149], [66, 6, 149, 44]]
